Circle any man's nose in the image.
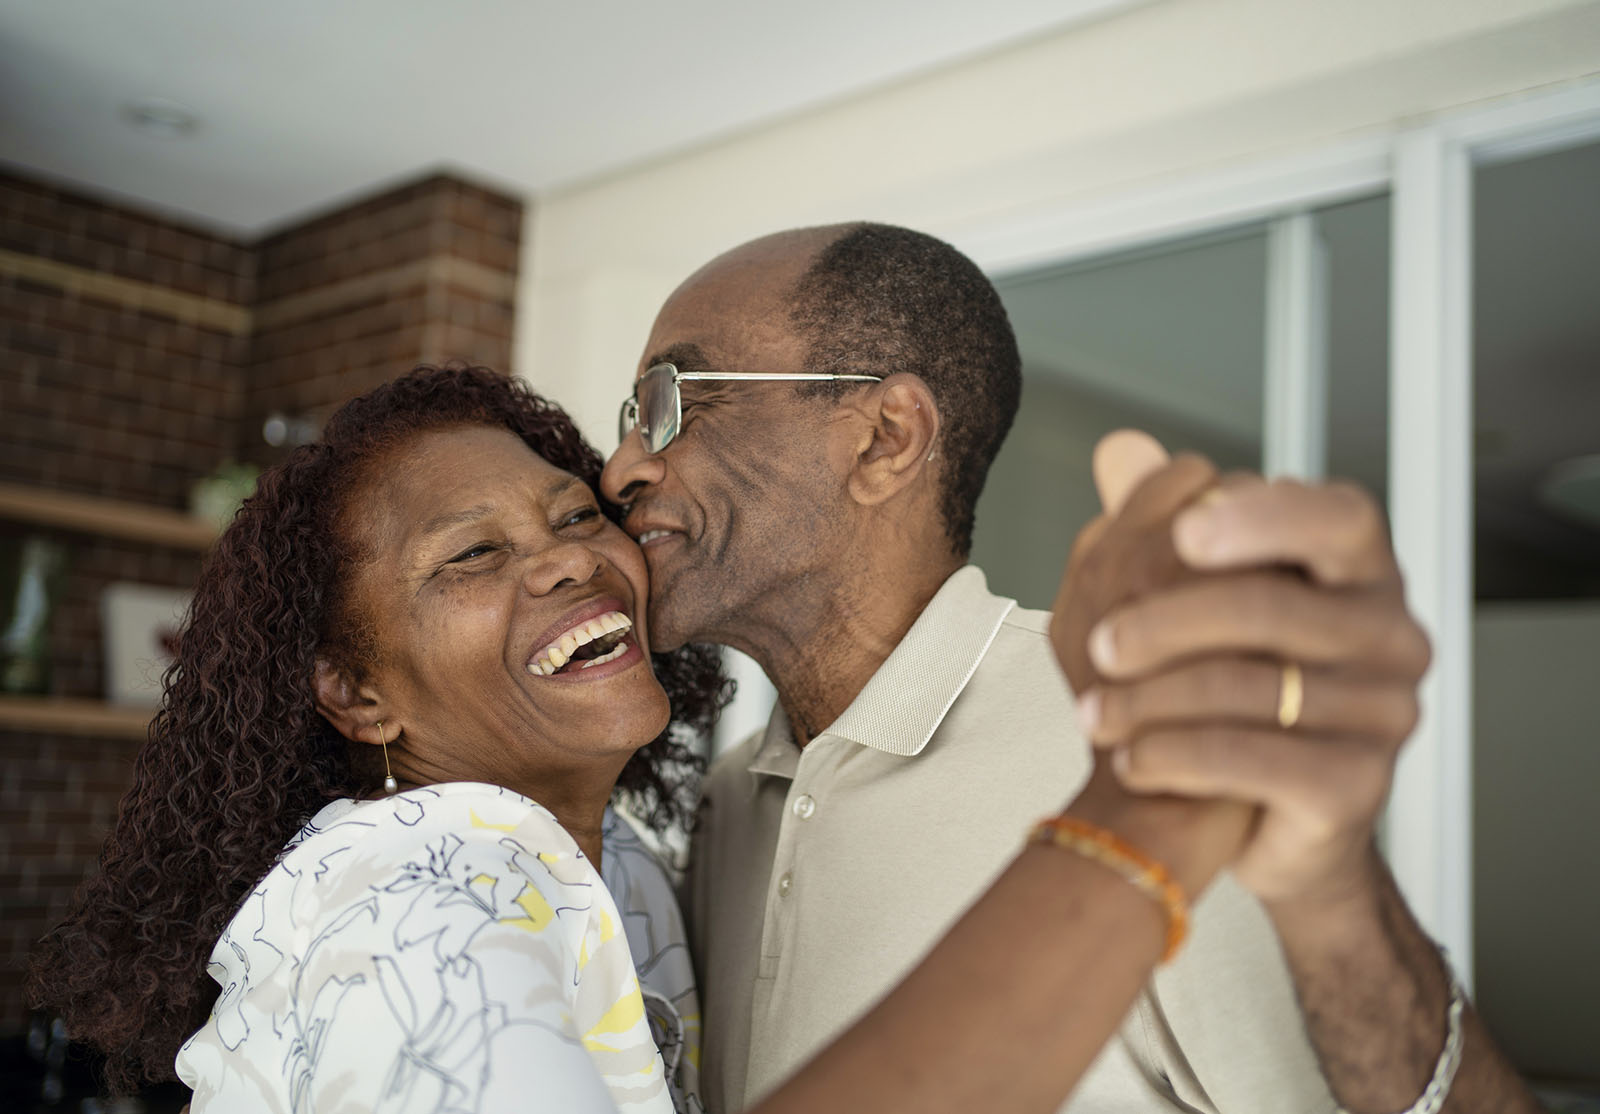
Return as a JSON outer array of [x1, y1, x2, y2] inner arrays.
[[601, 431, 665, 505]]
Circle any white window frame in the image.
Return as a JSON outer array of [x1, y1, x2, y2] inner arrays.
[[957, 77, 1600, 988]]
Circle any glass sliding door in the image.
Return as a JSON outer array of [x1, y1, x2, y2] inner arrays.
[[959, 80, 1600, 1100], [1469, 138, 1600, 1093], [975, 197, 1391, 608], [1321, 194, 1392, 501], [976, 226, 1269, 608]]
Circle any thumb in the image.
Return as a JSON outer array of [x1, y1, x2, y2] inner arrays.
[[1093, 430, 1171, 516]]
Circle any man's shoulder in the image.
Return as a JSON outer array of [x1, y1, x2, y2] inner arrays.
[[703, 728, 765, 789], [916, 585, 1082, 773], [942, 565, 1052, 642], [974, 597, 1065, 687], [997, 599, 1052, 638]]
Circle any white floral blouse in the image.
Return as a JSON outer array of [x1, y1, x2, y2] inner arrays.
[[176, 782, 701, 1113]]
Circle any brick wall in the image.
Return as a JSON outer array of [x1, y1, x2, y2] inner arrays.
[[247, 175, 520, 457], [0, 168, 523, 1038], [0, 174, 253, 507]]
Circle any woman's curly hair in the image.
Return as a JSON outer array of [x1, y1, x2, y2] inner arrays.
[[29, 365, 731, 1094]]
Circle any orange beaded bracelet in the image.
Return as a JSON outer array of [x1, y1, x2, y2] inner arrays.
[[1029, 815, 1190, 964]]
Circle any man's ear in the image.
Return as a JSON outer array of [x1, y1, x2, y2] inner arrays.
[[313, 657, 388, 747], [846, 374, 940, 507]]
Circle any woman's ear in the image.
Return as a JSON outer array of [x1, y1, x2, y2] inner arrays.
[[847, 374, 940, 507], [312, 657, 387, 746]]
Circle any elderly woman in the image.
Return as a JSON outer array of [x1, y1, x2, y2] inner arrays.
[[32, 366, 1242, 1113]]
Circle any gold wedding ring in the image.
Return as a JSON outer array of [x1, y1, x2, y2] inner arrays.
[[1277, 662, 1304, 729]]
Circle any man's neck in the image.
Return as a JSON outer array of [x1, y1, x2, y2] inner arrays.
[[732, 559, 962, 746]]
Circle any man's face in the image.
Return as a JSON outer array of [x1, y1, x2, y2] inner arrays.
[[600, 245, 850, 652]]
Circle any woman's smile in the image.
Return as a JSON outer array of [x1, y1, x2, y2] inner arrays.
[[526, 600, 646, 680]]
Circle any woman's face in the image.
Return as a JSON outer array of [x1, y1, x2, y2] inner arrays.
[[335, 424, 671, 795]]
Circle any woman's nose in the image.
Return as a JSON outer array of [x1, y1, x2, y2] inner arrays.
[[522, 540, 603, 597]]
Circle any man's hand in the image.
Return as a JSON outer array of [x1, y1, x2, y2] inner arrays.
[[1075, 468, 1431, 906], [1051, 432, 1537, 1114]]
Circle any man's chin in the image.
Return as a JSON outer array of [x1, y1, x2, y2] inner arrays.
[[642, 552, 716, 652], [644, 596, 694, 654]]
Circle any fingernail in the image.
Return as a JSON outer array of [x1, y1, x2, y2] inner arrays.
[[1173, 506, 1218, 562], [1112, 745, 1133, 780], [1089, 621, 1118, 671], [1077, 690, 1101, 737]]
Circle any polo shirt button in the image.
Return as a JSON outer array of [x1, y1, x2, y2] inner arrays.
[[791, 794, 817, 820], [777, 872, 793, 897]]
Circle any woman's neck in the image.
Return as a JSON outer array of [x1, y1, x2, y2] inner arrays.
[[550, 804, 607, 870], [504, 764, 622, 872]]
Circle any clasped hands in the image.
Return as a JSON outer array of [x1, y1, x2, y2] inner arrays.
[[1051, 431, 1431, 913]]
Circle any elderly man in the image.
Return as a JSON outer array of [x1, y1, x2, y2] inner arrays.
[[600, 223, 1534, 1113]]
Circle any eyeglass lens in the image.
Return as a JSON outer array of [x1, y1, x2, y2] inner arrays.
[[635, 365, 680, 452]]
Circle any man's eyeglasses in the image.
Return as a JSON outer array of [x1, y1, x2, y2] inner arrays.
[[618, 361, 882, 453]]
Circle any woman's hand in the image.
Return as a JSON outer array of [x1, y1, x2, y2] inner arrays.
[[1047, 431, 1254, 899]]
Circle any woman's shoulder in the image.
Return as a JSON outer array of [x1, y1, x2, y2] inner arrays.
[[182, 785, 660, 1110], [201, 782, 612, 1018], [232, 782, 606, 969], [284, 781, 585, 868]]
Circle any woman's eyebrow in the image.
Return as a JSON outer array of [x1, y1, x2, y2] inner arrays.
[[416, 504, 496, 540], [545, 474, 590, 503], [414, 476, 589, 541]]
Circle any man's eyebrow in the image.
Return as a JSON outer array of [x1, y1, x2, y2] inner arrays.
[[644, 342, 712, 372]]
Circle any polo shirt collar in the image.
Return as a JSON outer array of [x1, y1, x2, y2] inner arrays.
[[746, 565, 1015, 773]]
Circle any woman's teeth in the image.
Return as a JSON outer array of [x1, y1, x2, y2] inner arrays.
[[579, 641, 630, 669], [527, 611, 632, 676]]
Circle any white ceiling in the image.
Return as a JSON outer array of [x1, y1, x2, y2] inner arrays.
[[0, 0, 1139, 236]]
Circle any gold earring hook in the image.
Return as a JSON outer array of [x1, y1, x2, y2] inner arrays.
[[378, 720, 398, 795]]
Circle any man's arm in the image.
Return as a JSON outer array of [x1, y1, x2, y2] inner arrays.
[[1270, 849, 1536, 1114], [1074, 465, 1538, 1113]]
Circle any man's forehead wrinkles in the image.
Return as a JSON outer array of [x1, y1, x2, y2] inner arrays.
[[681, 380, 736, 404]]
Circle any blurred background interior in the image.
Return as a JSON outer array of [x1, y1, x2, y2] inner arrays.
[[1, 2, 1597, 1109]]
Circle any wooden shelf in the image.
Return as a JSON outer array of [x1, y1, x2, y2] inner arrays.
[[0, 481, 217, 550], [0, 695, 152, 740]]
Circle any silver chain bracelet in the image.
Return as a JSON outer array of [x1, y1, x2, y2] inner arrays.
[[1337, 961, 1465, 1114]]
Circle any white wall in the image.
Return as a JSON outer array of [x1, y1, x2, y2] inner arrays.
[[514, 0, 1600, 445]]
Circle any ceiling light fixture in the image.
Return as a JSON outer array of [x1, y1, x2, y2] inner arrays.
[[121, 99, 201, 138]]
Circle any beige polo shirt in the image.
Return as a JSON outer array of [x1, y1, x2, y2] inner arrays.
[[685, 566, 1336, 1114]]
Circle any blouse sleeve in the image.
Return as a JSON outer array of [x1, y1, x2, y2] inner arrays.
[[186, 789, 672, 1114]]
